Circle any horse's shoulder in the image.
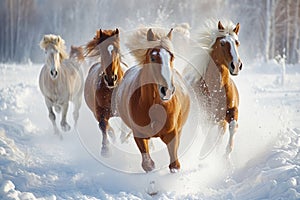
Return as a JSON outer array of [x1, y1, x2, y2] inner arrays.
[[88, 62, 101, 74]]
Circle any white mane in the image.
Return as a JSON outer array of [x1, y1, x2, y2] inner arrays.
[[40, 34, 68, 60]]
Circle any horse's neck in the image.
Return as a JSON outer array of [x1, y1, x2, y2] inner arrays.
[[205, 59, 230, 89], [139, 66, 158, 104]]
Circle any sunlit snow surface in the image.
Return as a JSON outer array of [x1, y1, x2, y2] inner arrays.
[[0, 62, 300, 199]]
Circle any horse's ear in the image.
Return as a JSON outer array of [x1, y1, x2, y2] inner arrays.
[[95, 29, 101, 39], [56, 36, 61, 44], [115, 28, 119, 35], [167, 28, 173, 39], [233, 23, 240, 35], [218, 21, 225, 31], [147, 28, 156, 41]]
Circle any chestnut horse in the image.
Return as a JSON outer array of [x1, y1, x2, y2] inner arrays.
[[84, 29, 124, 157], [185, 20, 242, 158], [114, 28, 190, 172], [39, 34, 84, 138]]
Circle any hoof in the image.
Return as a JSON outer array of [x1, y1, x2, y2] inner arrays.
[[101, 146, 112, 158], [170, 168, 180, 173], [142, 159, 155, 172], [169, 161, 180, 173], [61, 122, 71, 132]]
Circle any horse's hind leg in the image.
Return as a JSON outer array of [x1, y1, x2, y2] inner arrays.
[[134, 136, 155, 172], [60, 102, 71, 132]]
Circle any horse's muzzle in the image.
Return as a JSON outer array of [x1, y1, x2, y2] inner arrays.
[[159, 85, 175, 101], [230, 61, 242, 76], [50, 70, 58, 79]]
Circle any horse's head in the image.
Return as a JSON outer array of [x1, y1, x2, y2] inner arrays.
[[85, 28, 122, 88], [212, 21, 242, 76], [145, 28, 175, 101], [40, 34, 68, 79]]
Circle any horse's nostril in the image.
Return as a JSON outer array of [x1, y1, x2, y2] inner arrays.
[[104, 74, 108, 82], [160, 86, 167, 96], [231, 62, 235, 70], [113, 74, 118, 81], [239, 63, 243, 70], [50, 70, 57, 77]]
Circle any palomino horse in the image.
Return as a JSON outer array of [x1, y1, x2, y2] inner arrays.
[[185, 20, 242, 158], [84, 29, 124, 157], [39, 34, 84, 137], [114, 28, 190, 172]]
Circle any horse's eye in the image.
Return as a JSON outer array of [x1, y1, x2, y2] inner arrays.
[[151, 55, 156, 62], [236, 40, 240, 46]]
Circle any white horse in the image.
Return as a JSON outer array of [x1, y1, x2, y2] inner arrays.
[[39, 34, 84, 137]]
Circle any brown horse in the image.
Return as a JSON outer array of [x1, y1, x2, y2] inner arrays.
[[69, 45, 84, 62], [84, 29, 124, 157], [114, 28, 190, 173], [185, 20, 242, 158]]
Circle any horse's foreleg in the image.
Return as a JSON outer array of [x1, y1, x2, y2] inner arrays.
[[60, 102, 71, 132], [134, 137, 155, 172], [99, 117, 111, 157], [161, 132, 180, 173], [45, 98, 60, 137], [225, 107, 239, 158], [226, 120, 238, 158]]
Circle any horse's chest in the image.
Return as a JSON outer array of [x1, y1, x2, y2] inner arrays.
[[44, 81, 69, 103], [95, 86, 112, 107], [130, 95, 178, 133]]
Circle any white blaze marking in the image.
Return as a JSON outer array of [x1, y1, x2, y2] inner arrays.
[[224, 35, 240, 73], [152, 51, 158, 56], [107, 45, 114, 55], [159, 49, 172, 89]]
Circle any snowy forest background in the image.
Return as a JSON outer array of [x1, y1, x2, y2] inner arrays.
[[1, 0, 300, 65]]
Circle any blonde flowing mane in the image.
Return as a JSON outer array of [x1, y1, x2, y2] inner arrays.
[[197, 19, 238, 52], [39, 34, 68, 61], [125, 27, 174, 64]]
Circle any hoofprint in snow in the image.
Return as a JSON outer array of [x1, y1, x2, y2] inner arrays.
[[0, 62, 300, 199]]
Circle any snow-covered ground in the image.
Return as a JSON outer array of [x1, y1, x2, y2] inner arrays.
[[0, 61, 300, 200]]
